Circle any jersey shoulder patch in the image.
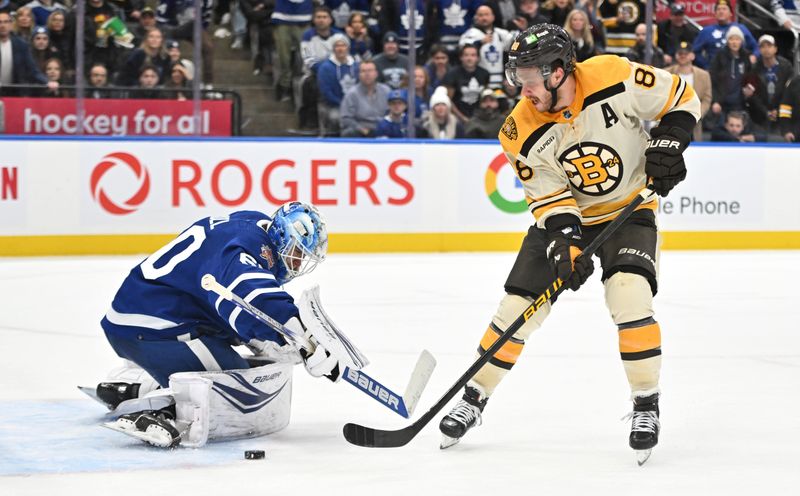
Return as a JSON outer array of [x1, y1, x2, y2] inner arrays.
[[499, 99, 554, 157]]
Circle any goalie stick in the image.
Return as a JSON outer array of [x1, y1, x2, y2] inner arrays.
[[201, 275, 436, 419], [343, 185, 657, 447]]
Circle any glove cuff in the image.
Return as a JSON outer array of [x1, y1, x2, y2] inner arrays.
[[545, 213, 582, 234]]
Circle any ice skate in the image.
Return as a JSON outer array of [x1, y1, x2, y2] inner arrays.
[[104, 407, 182, 448], [623, 393, 660, 466], [439, 386, 487, 449]]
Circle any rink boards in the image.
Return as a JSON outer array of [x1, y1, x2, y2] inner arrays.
[[1, 137, 799, 255]]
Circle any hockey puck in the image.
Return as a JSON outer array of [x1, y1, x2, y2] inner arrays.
[[244, 450, 265, 460]]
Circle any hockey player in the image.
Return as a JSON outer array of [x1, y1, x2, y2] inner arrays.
[[92, 202, 340, 448], [438, 24, 700, 465]]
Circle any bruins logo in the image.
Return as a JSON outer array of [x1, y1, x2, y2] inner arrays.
[[501, 116, 518, 140], [558, 142, 623, 196]]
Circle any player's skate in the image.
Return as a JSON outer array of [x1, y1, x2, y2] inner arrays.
[[623, 393, 660, 466], [439, 385, 488, 449], [103, 407, 182, 448]]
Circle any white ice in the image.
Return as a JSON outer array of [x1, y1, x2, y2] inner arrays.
[[1, 251, 798, 495]]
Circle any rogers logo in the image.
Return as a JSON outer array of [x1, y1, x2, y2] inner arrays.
[[90, 152, 150, 215]]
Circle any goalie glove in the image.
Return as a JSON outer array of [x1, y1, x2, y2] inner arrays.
[[645, 125, 690, 197], [301, 341, 341, 382], [545, 214, 594, 292], [283, 317, 342, 382]]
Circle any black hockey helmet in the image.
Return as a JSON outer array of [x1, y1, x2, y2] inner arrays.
[[505, 24, 576, 88]]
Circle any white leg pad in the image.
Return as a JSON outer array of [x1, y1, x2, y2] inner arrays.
[[604, 272, 654, 325], [169, 360, 294, 448]]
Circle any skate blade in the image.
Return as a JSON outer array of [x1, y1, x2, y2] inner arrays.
[[635, 449, 653, 466], [77, 385, 114, 410], [440, 434, 460, 450]]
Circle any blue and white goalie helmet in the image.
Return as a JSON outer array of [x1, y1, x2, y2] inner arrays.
[[265, 202, 328, 284]]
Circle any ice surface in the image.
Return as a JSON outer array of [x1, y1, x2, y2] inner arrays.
[[1, 251, 798, 495]]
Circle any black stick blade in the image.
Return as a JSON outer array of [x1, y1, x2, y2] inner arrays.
[[342, 423, 416, 448]]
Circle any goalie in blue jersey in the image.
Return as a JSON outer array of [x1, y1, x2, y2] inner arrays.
[[86, 202, 342, 448]]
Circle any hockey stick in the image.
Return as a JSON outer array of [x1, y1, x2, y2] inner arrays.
[[343, 185, 657, 447], [201, 275, 436, 419]]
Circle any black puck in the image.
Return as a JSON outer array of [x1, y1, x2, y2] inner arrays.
[[245, 450, 265, 460]]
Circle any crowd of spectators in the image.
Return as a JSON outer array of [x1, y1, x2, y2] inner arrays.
[[2, 0, 800, 141]]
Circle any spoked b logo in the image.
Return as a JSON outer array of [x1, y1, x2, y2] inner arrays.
[[90, 152, 150, 215], [558, 142, 623, 196]]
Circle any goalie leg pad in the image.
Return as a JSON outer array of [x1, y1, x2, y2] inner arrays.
[[169, 360, 294, 448], [471, 293, 551, 396]]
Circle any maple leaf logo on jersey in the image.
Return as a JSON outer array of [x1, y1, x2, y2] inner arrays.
[[260, 245, 275, 269], [501, 116, 518, 140]]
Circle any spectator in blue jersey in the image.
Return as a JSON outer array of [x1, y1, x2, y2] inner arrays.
[[411, 65, 431, 121], [373, 31, 409, 89], [375, 88, 414, 138], [93, 203, 342, 448], [271, 0, 312, 102], [325, 0, 369, 29], [344, 11, 372, 61], [431, 0, 482, 58], [375, 0, 430, 56], [340, 59, 391, 137], [692, 0, 758, 69], [317, 33, 359, 135], [22, 0, 66, 27]]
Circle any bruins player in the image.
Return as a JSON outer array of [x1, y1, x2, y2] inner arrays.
[[439, 24, 700, 465]]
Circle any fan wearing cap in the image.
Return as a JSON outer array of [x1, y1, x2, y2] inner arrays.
[[30, 25, 55, 72], [464, 88, 506, 138], [130, 6, 156, 46], [656, 4, 697, 66], [692, 0, 758, 69], [437, 24, 700, 464], [744, 33, 794, 133], [373, 31, 409, 89], [375, 88, 415, 138], [708, 25, 753, 120], [665, 41, 711, 141]]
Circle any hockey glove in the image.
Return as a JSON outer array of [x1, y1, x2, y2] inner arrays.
[[301, 341, 341, 382], [644, 125, 690, 197], [545, 214, 594, 292]]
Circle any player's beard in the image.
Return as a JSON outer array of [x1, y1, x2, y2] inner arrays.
[[530, 92, 552, 113]]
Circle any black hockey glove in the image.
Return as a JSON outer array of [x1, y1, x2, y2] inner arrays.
[[644, 125, 691, 197], [545, 214, 594, 292]]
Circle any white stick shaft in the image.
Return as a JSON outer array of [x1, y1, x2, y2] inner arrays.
[[201, 274, 313, 351]]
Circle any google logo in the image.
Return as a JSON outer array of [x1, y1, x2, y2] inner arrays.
[[485, 153, 527, 214]]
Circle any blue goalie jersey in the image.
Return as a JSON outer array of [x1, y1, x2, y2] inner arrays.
[[101, 211, 297, 346]]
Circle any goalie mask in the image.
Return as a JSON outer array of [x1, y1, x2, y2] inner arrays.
[[265, 202, 328, 285], [505, 24, 576, 112]]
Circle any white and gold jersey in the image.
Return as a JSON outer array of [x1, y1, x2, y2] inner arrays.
[[499, 55, 701, 227]]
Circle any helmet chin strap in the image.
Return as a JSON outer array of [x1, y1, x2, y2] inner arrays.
[[543, 67, 568, 113]]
